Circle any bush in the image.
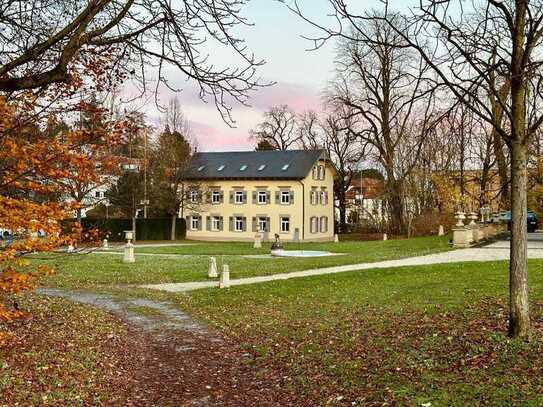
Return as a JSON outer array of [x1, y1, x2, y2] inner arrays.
[[409, 210, 454, 237], [80, 218, 186, 241]]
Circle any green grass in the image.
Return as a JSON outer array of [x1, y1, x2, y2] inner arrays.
[[159, 259, 543, 406], [38, 235, 451, 289]]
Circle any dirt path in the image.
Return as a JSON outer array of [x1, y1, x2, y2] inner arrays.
[[38, 289, 296, 406]]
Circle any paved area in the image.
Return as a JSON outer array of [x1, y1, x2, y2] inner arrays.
[[141, 234, 543, 293]]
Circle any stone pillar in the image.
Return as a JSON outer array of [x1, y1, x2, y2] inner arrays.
[[453, 211, 471, 248], [67, 244, 75, 253], [208, 257, 218, 278], [383, 233, 388, 241], [123, 242, 135, 263], [103, 239, 109, 249], [293, 228, 300, 243], [253, 234, 262, 249], [438, 225, 445, 236], [334, 234, 339, 243], [219, 264, 230, 288]]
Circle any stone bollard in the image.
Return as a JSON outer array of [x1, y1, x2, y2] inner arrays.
[[123, 242, 135, 263], [67, 244, 75, 253], [334, 234, 339, 243], [254, 233, 262, 249], [383, 233, 388, 241], [452, 211, 471, 248], [438, 225, 445, 236], [103, 239, 109, 249], [208, 257, 218, 278], [219, 264, 230, 288]]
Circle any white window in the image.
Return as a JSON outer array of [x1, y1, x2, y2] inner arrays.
[[320, 190, 327, 205], [281, 164, 290, 171], [197, 165, 205, 172], [258, 217, 268, 232], [212, 216, 221, 231], [240, 164, 248, 171], [190, 190, 199, 203], [310, 190, 318, 205], [319, 165, 326, 180], [234, 216, 244, 232], [258, 191, 268, 204], [191, 216, 199, 230], [235, 190, 245, 204], [280, 190, 291, 205], [217, 165, 225, 171], [280, 217, 290, 233], [312, 166, 318, 179], [320, 216, 328, 233], [95, 191, 101, 198], [258, 164, 266, 171], [212, 190, 221, 204], [310, 217, 319, 233]]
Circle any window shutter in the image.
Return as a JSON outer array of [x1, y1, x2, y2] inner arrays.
[[219, 217, 224, 231], [206, 216, 211, 231], [229, 191, 234, 204], [252, 191, 257, 204], [186, 215, 191, 228], [266, 191, 271, 204], [198, 216, 203, 231], [243, 192, 247, 204], [323, 217, 328, 233], [275, 191, 280, 204], [252, 217, 257, 232], [321, 166, 326, 180], [266, 217, 270, 232], [206, 192, 212, 204], [289, 191, 294, 205], [229, 216, 233, 231], [242, 217, 247, 232], [219, 191, 224, 203]]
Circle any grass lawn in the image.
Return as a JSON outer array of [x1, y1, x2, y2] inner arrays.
[[160, 259, 543, 406], [0, 295, 131, 405], [38, 235, 451, 289]]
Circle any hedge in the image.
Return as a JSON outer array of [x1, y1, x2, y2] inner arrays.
[[80, 218, 186, 241]]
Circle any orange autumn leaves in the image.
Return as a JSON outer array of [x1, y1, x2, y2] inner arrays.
[[0, 95, 127, 339]]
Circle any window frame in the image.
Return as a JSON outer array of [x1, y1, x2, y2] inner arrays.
[[258, 217, 268, 232], [234, 216, 244, 232], [191, 216, 199, 231], [257, 190, 268, 204], [320, 216, 328, 233], [280, 216, 290, 233], [189, 190, 199, 203], [280, 190, 290, 205], [234, 190, 245, 204], [211, 216, 221, 231], [211, 190, 221, 204]]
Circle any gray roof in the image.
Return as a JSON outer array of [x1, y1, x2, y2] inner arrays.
[[185, 150, 326, 180]]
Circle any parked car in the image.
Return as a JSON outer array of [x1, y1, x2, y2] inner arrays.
[[499, 211, 539, 232]]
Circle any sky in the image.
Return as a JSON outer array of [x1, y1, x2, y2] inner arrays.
[[130, 0, 412, 152]]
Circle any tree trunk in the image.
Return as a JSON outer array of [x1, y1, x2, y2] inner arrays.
[[386, 179, 405, 235], [508, 140, 530, 338], [493, 132, 510, 208], [132, 216, 136, 243], [171, 215, 176, 241]]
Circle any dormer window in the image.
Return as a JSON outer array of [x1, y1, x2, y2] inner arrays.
[[240, 165, 247, 171], [258, 164, 266, 171], [217, 165, 225, 171], [281, 164, 290, 171], [197, 165, 205, 172]]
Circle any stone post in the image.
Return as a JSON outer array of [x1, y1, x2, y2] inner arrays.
[[438, 225, 444, 236], [382, 233, 388, 241], [103, 239, 109, 249], [253, 233, 262, 249], [219, 264, 230, 288], [453, 211, 471, 248], [208, 257, 218, 278], [334, 234, 339, 243], [123, 242, 135, 263]]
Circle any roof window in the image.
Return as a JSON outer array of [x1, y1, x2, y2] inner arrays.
[[217, 165, 225, 171], [197, 165, 205, 172], [240, 165, 247, 171], [258, 164, 266, 171], [281, 164, 290, 171]]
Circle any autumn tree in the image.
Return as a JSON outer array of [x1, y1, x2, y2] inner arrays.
[[250, 105, 302, 150], [284, 0, 543, 338]]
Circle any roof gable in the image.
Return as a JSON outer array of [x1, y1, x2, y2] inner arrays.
[[186, 150, 326, 180]]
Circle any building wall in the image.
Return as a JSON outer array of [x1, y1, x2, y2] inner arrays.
[[185, 159, 334, 242]]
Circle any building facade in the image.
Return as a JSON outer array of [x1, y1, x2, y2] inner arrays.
[[184, 150, 335, 242]]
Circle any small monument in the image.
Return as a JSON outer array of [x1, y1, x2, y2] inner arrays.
[[293, 228, 300, 243], [270, 234, 284, 257], [334, 234, 339, 243], [253, 233, 262, 249], [102, 239, 109, 249], [219, 264, 230, 288], [123, 230, 135, 263], [67, 244, 75, 253], [208, 257, 218, 278], [383, 233, 388, 241], [438, 225, 445, 236]]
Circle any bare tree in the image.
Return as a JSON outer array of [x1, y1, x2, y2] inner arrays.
[[0, 0, 268, 123], [249, 105, 302, 150], [283, 0, 543, 337]]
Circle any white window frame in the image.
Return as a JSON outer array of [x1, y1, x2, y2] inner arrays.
[[235, 190, 245, 204], [320, 190, 327, 205], [258, 190, 268, 204], [280, 217, 290, 233], [258, 217, 268, 232], [211, 190, 221, 204], [310, 190, 318, 205], [320, 216, 328, 233], [280, 190, 290, 205], [211, 216, 221, 231], [312, 166, 318, 179], [320, 165, 326, 180], [191, 216, 199, 230], [310, 217, 318, 233], [234, 216, 244, 232], [190, 190, 199, 203]]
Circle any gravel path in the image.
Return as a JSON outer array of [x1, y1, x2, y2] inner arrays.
[[141, 241, 543, 293]]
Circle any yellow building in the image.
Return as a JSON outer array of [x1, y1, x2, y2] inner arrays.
[[183, 150, 335, 242]]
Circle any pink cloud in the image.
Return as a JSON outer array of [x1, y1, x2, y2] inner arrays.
[[190, 120, 252, 152]]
